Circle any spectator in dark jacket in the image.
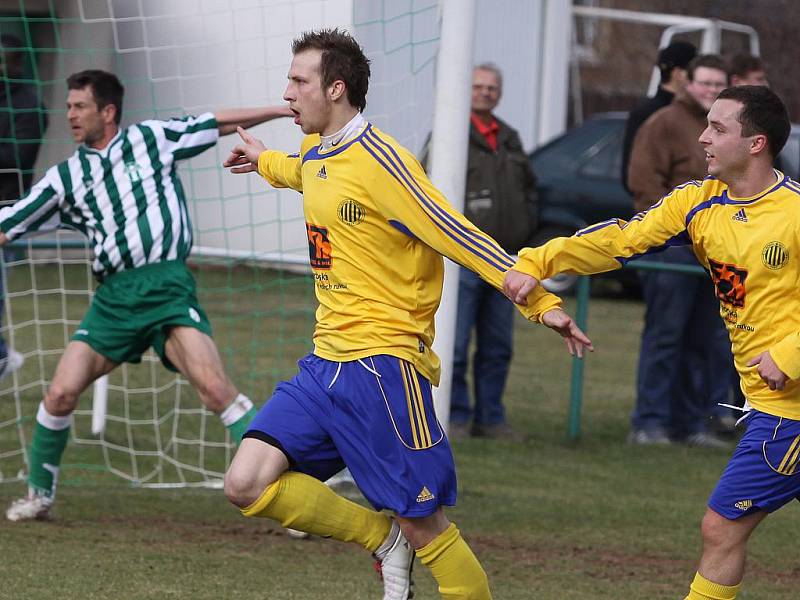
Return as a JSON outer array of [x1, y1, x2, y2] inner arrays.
[[621, 41, 696, 194], [425, 63, 538, 439]]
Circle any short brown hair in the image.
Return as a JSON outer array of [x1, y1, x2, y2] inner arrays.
[[687, 54, 728, 82], [729, 54, 765, 79], [67, 69, 124, 124], [292, 28, 371, 112], [717, 85, 790, 159]]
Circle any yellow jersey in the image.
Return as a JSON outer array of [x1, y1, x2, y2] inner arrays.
[[515, 173, 800, 419], [258, 122, 561, 384]]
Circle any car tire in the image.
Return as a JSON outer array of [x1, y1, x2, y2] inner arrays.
[[528, 226, 580, 295]]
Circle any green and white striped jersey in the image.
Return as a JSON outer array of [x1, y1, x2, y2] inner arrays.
[[0, 112, 218, 279]]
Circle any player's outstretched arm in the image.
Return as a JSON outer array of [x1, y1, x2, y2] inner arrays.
[[215, 105, 293, 136], [223, 126, 266, 174], [0, 232, 7, 247]]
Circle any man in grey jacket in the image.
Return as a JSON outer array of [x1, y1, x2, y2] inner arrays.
[[437, 63, 538, 438]]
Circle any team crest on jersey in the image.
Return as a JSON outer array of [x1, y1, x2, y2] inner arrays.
[[82, 175, 93, 189], [708, 258, 748, 308], [337, 199, 366, 226], [761, 241, 788, 270], [124, 161, 143, 184], [306, 222, 332, 270]]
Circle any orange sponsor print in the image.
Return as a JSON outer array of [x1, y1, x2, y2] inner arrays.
[[708, 258, 747, 308], [306, 222, 332, 270]]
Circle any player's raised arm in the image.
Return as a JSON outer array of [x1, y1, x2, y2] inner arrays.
[[214, 105, 293, 136]]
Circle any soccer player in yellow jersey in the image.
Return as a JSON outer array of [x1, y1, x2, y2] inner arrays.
[[506, 85, 798, 600], [220, 29, 592, 600]]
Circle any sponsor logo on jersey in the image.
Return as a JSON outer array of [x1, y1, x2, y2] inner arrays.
[[306, 222, 332, 270], [75, 328, 89, 336], [188, 307, 201, 323], [732, 208, 748, 222], [337, 198, 366, 226], [316, 165, 328, 179], [416, 486, 435, 503], [124, 161, 143, 184], [761, 241, 788, 270], [734, 499, 753, 511], [708, 258, 748, 308]]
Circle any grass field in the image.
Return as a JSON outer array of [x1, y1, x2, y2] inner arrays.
[[1, 264, 798, 599]]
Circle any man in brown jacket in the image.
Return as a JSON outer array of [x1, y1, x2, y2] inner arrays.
[[626, 55, 734, 448]]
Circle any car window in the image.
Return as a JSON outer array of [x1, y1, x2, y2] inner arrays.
[[577, 132, 623, 179], [531, 117, 624, 176]]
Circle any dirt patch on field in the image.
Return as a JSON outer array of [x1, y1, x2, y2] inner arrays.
[[469, 532, 800, 586]]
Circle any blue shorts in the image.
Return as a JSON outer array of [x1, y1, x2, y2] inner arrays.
[[708, 410, 800, 519], [245, 353, 457, 517]]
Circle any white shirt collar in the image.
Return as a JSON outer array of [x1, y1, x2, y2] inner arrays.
[[319, 112, 366, 151]]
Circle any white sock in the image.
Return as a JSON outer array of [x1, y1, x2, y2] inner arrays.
[[219, 394, 254, 426], [36, 402, 72, 430]]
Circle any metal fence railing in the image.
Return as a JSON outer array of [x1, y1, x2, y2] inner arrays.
[[567, 260, 708, 440]]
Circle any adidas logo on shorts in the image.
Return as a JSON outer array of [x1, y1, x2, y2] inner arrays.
[[416, 486, 435, 503]]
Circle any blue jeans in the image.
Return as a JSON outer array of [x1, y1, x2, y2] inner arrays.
[[632, 247, 735, 437], [450, 268, 513, 426]]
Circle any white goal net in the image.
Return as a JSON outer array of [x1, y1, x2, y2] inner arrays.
[[0, 0, 440, 489]]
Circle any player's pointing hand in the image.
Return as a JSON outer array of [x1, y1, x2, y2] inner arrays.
[[223, 126, 267, 174], [503, 268, 540, 305]]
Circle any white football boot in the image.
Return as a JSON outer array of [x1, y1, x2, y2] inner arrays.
[[373, 520, 414, 600], [6, 488, 53, 522]]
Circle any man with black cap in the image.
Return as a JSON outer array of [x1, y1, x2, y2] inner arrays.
[[621, 41, 696, 193], [0, 33, 48, 381]]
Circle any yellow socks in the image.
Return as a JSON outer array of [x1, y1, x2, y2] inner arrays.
[[241, 471, 390, 552], [416, 523, 492, 600], [685, 572, 740, 600]]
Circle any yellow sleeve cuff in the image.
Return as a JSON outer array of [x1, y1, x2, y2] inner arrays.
[[516, 286, 562, 323], [769, 333, 800, 380], [513, 249, 545, 280], [256, 150, 276, 182]]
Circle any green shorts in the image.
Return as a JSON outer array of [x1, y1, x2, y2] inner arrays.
[[72, 260, 212, 372]]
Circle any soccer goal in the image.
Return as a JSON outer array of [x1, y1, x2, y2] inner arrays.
[[0, 0, 443, 490]]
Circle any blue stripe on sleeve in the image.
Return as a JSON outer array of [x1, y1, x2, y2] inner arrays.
[[362, 131, 514, 268], [616, 230, 694, 266], [577, 219, 619, 236], [362, 131, 515, 271], [360, 133, 514, 272], [684, 192, 727, 226]]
